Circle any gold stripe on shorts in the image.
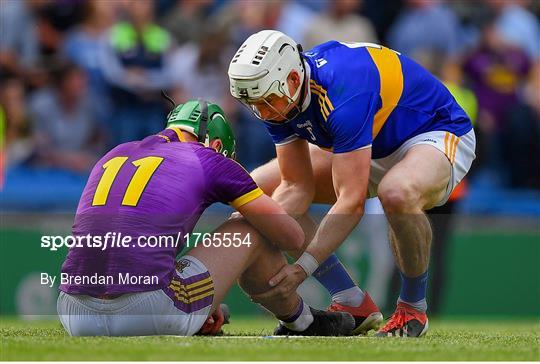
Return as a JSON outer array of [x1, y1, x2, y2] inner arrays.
[[444, 132, 460, 165]]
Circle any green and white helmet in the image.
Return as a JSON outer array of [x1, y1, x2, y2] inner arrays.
[[166, 99, 236, 159]]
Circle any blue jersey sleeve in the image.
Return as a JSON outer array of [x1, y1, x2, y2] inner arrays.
[[328, 93, 380, 153], [263, 121, 298, 145]]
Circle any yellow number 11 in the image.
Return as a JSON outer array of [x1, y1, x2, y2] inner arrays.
[[92, 156, 164, 207]]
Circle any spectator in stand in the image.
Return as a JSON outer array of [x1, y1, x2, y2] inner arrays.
[[0, 0, 39, 79], [99, 0, 175, 144], [271, 0, 316, 45], [62, 0, 119, 137], [362, 0, 403, 43], [170, 26, 238, 119], [31, 0, 87, 57], [159, 0, 214, 46], [0, 105, 4, 186], [491, 0, 540, 61], [0, 74, 34, 170], [502, 62, 540, 189], [29, 61, 103, 174], [302, 0, 378, 50], [387, 0, 462, 59], [463, 13, 530, 174], [217, 0, 315, 47]]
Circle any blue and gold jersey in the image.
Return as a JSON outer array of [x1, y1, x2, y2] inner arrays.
[[264, 41, 473, 159]]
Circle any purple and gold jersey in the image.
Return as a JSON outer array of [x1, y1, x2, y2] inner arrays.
[[265, 41, 473, 159], [60, 128, 262, 296]]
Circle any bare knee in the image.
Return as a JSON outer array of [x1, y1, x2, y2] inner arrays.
[[378, 180, 421, 214], [238, 243, 286, 295], [250, 158, 280, 196]]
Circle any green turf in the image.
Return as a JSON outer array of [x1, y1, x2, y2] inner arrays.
[[1, 316, 539, 361]]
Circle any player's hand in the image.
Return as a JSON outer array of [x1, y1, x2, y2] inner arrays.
[[197, 306, 226, 335], [251, 264, 307, 303]]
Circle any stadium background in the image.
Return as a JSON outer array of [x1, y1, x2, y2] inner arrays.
[[0, 0, 539, 321]]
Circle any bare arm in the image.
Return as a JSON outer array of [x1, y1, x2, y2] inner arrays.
[[236, 194, 305, 251], [250, 147, 372, 301], [303, 147, 371, 265], [271, 139, 315, 216]]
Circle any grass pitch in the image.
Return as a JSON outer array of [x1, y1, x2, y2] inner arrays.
[[1, 316, 539, 361]]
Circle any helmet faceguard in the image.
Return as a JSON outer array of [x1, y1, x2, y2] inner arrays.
[[165, 99, 236, 159], [228, 30, 307, 123]]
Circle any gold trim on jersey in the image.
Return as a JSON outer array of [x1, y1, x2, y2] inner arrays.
[[230, 187, 264, 209], [366, 46, 404, 139], [310, 79, 334, 121], [170, 127, 186, 142], [157, 134, 171, 142]]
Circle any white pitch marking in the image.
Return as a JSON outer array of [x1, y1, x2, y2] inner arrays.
[[198, 335, 370, 339]]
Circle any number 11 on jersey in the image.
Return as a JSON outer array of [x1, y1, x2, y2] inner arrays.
[[92, 156, 164, 207]]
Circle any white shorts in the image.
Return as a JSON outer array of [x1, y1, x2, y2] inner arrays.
[[367, 129, 476, 206], [57, 255, 213, 336]]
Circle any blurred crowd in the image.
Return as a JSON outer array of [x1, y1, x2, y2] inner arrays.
[[1, 0, 539, 195]]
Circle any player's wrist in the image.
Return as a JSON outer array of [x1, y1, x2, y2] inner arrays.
[[295, 252, 319, 277]]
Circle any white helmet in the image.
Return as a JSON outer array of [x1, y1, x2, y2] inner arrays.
[[228, 30, 305, 119]]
